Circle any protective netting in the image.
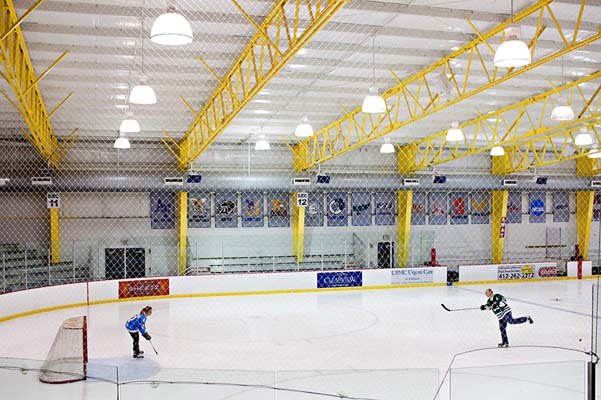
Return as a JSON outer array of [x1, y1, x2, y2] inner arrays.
[[39, 316, 87, 384]]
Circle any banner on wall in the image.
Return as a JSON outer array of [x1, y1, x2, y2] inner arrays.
[[497, 263, 557, 280], [411, 192, 426, 225], [507, 192, 522, 224], [215, 192, 238, 228], [327, 192, 348, 226], [241, 192, 264, 227], [553, 192, 570, 223], [593, 193, 601, 221], [351, 192, 371, 226], [267, 192, 290, 227], [150, 192, 176, 229], [375, 192, 395, 226], [119, 278, 170, 298], [470, 192, 490, 225], [317, 271, 362, 288], [450, 192, 469, 225], [188, 192, 211, 228], [428, 192, 447, 225], [529, 192, 546, 223], [305, 192, 324, 227], [391, 268, 434, 284]]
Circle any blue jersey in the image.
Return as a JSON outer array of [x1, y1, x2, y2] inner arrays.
[[125, 313, 147, 335]]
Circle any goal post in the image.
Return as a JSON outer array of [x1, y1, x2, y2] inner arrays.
[[39, 316, 88, 384]]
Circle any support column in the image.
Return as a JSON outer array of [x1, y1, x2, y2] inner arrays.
[[491, 149, 513, 175], [177, 192, 188, 275], [577, 157, 596, 177], [397, 190, 413, 267], [397, 143, 418, 174], [491, 190, 508, 264], [577, 191, 594, 260], [50, 208, 59, 264], [292, 193, 306, 263]]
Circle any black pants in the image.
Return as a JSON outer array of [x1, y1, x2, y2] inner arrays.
[[499, 312, 528, 345], [129, 331, 140, 354]]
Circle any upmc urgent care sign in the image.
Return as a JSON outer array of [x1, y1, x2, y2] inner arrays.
[[119, 278, 170, 298]]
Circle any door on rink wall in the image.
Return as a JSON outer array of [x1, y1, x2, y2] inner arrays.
[[377, 242, 394, 268], [105, 248, 146, 279]]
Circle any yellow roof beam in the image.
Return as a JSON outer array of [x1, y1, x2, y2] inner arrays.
[[396, 72, 601, 173], [491, 121, 601, 175], [166, 0, 348, 171], [0, 0, 75, 168], [291, 0, 601, 171]]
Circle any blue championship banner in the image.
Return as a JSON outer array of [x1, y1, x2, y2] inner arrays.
[[215, 192, 238, 228], [305, 192, 324, 227], [375, 192, 395, 226], [267, 192, 290, 227], [241, 191, 264, 227], [327, 192, 348, 226], [188, 192, 211, 228], [507, 192, 522, 224], [150, 192, 176, 229], [470, 192, 490, 225], [317, 271, 362, 288], [351, 192, 371, 226], [529, 192, 546, 224], [552, 192, 569, 223]]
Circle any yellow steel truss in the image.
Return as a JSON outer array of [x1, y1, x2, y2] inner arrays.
[[396, 72, 601, 173], [491, 121, 601, 174], [291, 0, 600, 171], [164, 0, 347, 171], [0, 0, 74, 168]]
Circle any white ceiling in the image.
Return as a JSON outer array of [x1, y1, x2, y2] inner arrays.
[[1, 0, 600, 170]]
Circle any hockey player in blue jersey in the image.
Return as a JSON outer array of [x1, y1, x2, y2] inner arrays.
[[125, 306, 153, 358]]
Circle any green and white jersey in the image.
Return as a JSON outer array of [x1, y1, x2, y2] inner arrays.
[[484, 293, 511, 319]]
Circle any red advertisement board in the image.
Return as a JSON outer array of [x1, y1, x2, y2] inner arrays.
[[119, 278, 170, 299]]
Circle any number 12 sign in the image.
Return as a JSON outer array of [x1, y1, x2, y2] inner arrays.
[[297, 192, 308, 207]]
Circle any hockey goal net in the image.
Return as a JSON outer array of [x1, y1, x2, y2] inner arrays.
[[39, 316, 88, 384]]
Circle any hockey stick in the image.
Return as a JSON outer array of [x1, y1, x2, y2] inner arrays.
[[441, 303, 480, 312], [149, 340, 159, 355]]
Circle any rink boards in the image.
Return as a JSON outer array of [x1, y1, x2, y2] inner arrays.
[[0, 262, 592, 323]]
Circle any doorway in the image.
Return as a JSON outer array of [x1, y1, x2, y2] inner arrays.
[[104, 248, 146, 279], [377, 242, 394, 268]]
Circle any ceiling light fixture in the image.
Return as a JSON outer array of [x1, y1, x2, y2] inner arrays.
[[490, 146, 505, 156], [588, 145, 601, 159], [494, 1, 531, 68], [295, 116, 314, 138], [379, 138, 395, 154], [119, 114, 140, 133], [446, 121, 464, 142], [129, 77, 156, 105], [551, 98, 575, 121], [255, 135, 270, 151], [575, 127, 593, 146], [362, 36, 386, 114], [151, 5, 193, 46], [114, 131, 131, 149]]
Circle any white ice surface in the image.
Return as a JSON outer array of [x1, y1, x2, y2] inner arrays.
[[0, 280, 599, 399]]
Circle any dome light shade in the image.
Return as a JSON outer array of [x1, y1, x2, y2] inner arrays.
[[362, 86, 386, 114], [494, 27, 531, 68], [446, 121, 464, 142], [575, 131, 593, 146], [151, 7, 193, 46], [114, 136, 131, 149], [588, 146, 601, 159], [379, 138, 395, 154], [255, 136, 270, 151], [490, 146, 505, 156], [551, 99, 575, 121], [294, 117, 314, 138], [129, 79, 157, 104], [119, 118, 140, 133]]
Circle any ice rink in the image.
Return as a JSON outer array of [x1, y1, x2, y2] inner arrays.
[[0, 279, 599, 399]]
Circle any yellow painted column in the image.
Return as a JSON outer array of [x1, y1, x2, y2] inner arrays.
[[177, 192, 188, 275], [576, 157, 595, 177], [491, 148, 513, 176], [397, 190, 413, 267], [292, 193, 306, 262], [397, 143, 418, 174], [491, 190, 508, 264], [576, 191, 594, 260], [50, 208, 60, 264]]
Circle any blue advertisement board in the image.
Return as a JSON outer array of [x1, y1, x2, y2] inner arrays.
[[305, 192, 324, 227], [351, 192, 371, 226], [267, 192, 289, 227], [241, 191, 264, 227], [327, 192, 348, 227], [553, 192, 569, 223], [317, 271, 363, 288], [375, 192, 395, 226], [150, 192, 176, 229], [215, 192, 238, 228], [507, 192, 522, 224], [529, 192, 546, 223], [188, 191, 211, 228]]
